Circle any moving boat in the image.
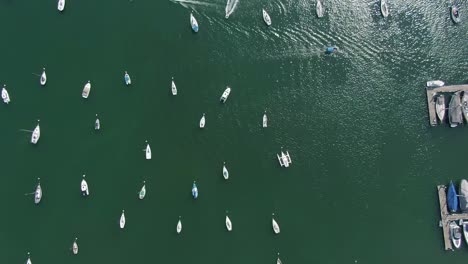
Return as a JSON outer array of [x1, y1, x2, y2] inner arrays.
[[139, 181, 146, 200], [124, 71, 131, 85], [263, 9, 272, 26], [450, 221, 462, 249], [220, 87, 231, 103], [451, 4, 461, 24], [435, 95, 446, 123], [35, 178, 42, 205], [40, 68, 46, 86], [263, 111, 268, 128], [380, 0, 389, 17], [95, 114, 100, 130], [82, 81, 91, 99], [171, 77, 177, 95], [223, 162, 229, 180], [58, 0, 65, 11], [448, 181, 459, 213], [449, 92, 463, 128], [277, 253, 282, 264], [120, 210, 126, 229], [199, 113, 205, 128], [316, 0, 324, 18], [26, 252, 32, 264], [192, 181, 198, 199], [462, 92, 468, 123], [72, 238, 78, 255], [177, 216, 182, 234], [427, 80, 445, 87], [81, 175, 89, 196], [460, 179, 468, 212], [1, 85, 10, 104], [272, 213, 280, 234], [145, 141, 151, 160], [226, 215, 232, 231], [277, 149, 292, 168], [462, 219, 468, 246], [31, 121, 40, 144], [190, 13, 199, 32]]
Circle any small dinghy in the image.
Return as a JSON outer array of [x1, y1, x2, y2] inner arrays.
[[145, 141, 151, 160], [220, 87, 231, 103], [120, 210, 126, 229], [262, 9, 272, 26], [72, 238, 78, 255], [448, 181, 459, 213], [427, 80, 444, 87], [451, 5, 461, 24], [462, 219, 468, 246], [34, 178, 42, 205], [1, 85, 10, 104], [58, 0, 65, 12], [450, 221, 462, 249], [81, 175, 89, 196], [199, 113, 206, 128], [225, 215, 232, 231], [190, 13, 199, 32], [95, 114, 100, 130], [124, 71, 131, 85], [82, 81, 91, 99], [192, 181, 198, 199], [435, 95, 446, 123], [325, 46, 338, 54], [26, 252, 32, 264], [177, 216, 182, 234], [316, 0, 324, 18], [223, 162, 229, 180], [449, 92, 463, 128], [272, 213, 280, 234], [40, 68, 47, 86], [263, 111, 268, 128], [31, 121, 40, 144], [277, 148, 292, 168], [171, 77, 177, 95], [462, 92, 468, 123], [139, 181, 146, 200], [277, 253, 282, 264], [380, 0, 389, 17]]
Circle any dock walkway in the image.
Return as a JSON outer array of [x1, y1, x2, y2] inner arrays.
[[426, 84, 468, 126]]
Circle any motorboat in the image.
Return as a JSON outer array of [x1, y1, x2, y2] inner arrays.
[[277, 149, 292, 168], [199, 113, 205, 128], [190, 13, 199, 32], [220, 87, 231, 103], [450, 221, 462, 249], [81, 175, 89, 196], [223, 162, 229, 180], [451, 5, 461, 24], [277, 254, 282, 264], [449, 92, 463, 128], [82, 81, 91, 99], [462, 92, 468, 123], [426, 80, 444, 87], [192, 181, 198, 199], [263, 111, 268, 128], [1, 85, 10, 104], [462, 219, 468, 246], [272, 214, 280, 234], [435, 95, 446, 123], [262, 9, 272, 26], [95, 114, 100, 130], [26, 252, 31, 264], [58, 0, 65, 11], [177, 217, 182, 234], [380, 0, 389, 17], [35, 178, 42, 205], [459, 179, 468, 212], [226, 215, 232, 231], [316, 0, 324, 18], [40, 68, 47, 86], [325, 46, 338, 54], [448, 181, 459, 213], [171, 77, 177, 95], [139, 181, 146, 200], [120, 210, 126, 229], [31, 121, 40, 144], [124, 71, 131, 85], [145, 141, 151, 160], [72, 238, 78, 255]]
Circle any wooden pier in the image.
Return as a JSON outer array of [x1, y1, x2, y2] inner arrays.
[[426, 84, 468, 126], [437, 185, 468, 251]]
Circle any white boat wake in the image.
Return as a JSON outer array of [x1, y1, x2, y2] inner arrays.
[[169, 0, 218, 8], [225, 0, 239, 18]]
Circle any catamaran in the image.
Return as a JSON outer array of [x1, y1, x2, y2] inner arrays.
[[171, 77, 177, 95], [272, 214, 280, 234], [139, 181, 146, 200], [124, 71, 131, 85], [192, 181, 198, 199], [1, 85, 10, 104], [190, 13, 199, 32], [263, 9, 272, 26], [31, 121, 40, 144], [34, 178, 42, 205], [435, 95, 446, 123], [58, 0, 65, 12], [95, 114, 100, 130], [72, 238, 78, 255], [263, 111, 268, 128], [199, 113, 205, 128], [450, 221, 462, 248], [220, 87, 231, 103], [82, 81, 91, 99], [316, 0, 324, 18], [120, 210, 126, 229], [223, 162, 229, 180], [145, 141, 151, 160], [277, 149, 292, 168], [380, 0, 389, 17], [226, 215, 232, 231], [81, 175, 89, 196], [40, 68, 47, 86], [177, 216, 182, 234]]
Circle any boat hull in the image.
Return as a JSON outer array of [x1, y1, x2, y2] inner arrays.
[[263, 9, 272, 26], [463, 222, 468, 246], [462, 92, 468, 123], [220, 87, 231, 103], [435, 95, 446, 123], [58, 0, 65, 11], [451, 6, 461, 24], [316, 0, 324, 17], [448, 181, 459, 213], [31, 125, 40, 144], [380, 0, 389, 17], [82, 82, 91, 98], [449, 92, 463, 128], [190, 14, 199, 32]]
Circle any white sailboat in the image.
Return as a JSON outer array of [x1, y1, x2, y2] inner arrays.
[[263, 111, 268, 128], [72, 238, 78, 255], [262, 9, 272, 26], [40, 68, 47, 86], [199, 113, 205, 128], [171, 77, 177, 95], [272, 213, 280, 234], [58, 0, 65, 12], [120, 210, 126, 229], [145, 141, 151, 160], [34, 178, 42, 205], [220, 87, 231, 103], [31, 121, 40, 144], [226, 215, 232, 231], [223, 162, 229, 180], [95, 114, 100, 130], [139, 181, 146, 200], [26, 252, 32, 264], [81, 175, 89, 196], [1, 85, 10, 104], [277, 253, 282, 264], [82, 81, 91, 98], [177, 216, 182, 234], [124, 71, 131, 85]]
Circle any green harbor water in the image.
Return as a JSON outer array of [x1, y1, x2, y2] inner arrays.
[[1, 0, 468, 263]]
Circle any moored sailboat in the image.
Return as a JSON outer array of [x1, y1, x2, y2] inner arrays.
[[226, 215, 232, 231], [139, 181, 146, 200], [40, 68, 47, 86], [199, 113, 205, 128], [223, 162, 229, 180], [177, 216, 182, 234], [192, 181, 198, 199], [2, 85, 10, 104], [82, 81, 91, 98], [190, 13, 199, 32], [262, 9, 272, 26], [120, 210, 126, 229], [435, 95, 446, 123], [34, 178, 42, 205], [171, 77, 177, 95], [81, 175, 89, 196], [448, 181, 459, 213], [272, 213, 280, 234]]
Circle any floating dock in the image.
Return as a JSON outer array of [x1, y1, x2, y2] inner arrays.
[[426, 84, 468, 126], [437, 185, 468, 251]]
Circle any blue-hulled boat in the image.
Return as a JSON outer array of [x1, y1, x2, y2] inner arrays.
[[325, 46, 338, 54], [192, 181, 198, 199], [190, 13, 199, 33], [448, 181, 459, 213]]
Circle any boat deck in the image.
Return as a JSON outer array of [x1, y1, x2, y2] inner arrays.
[[426, 84, 468, 126], [437, 185, 468, 251]]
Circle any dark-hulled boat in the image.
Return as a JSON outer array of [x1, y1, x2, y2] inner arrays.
[[448, 181, 459, 213], [449, 92, 463, 128]]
